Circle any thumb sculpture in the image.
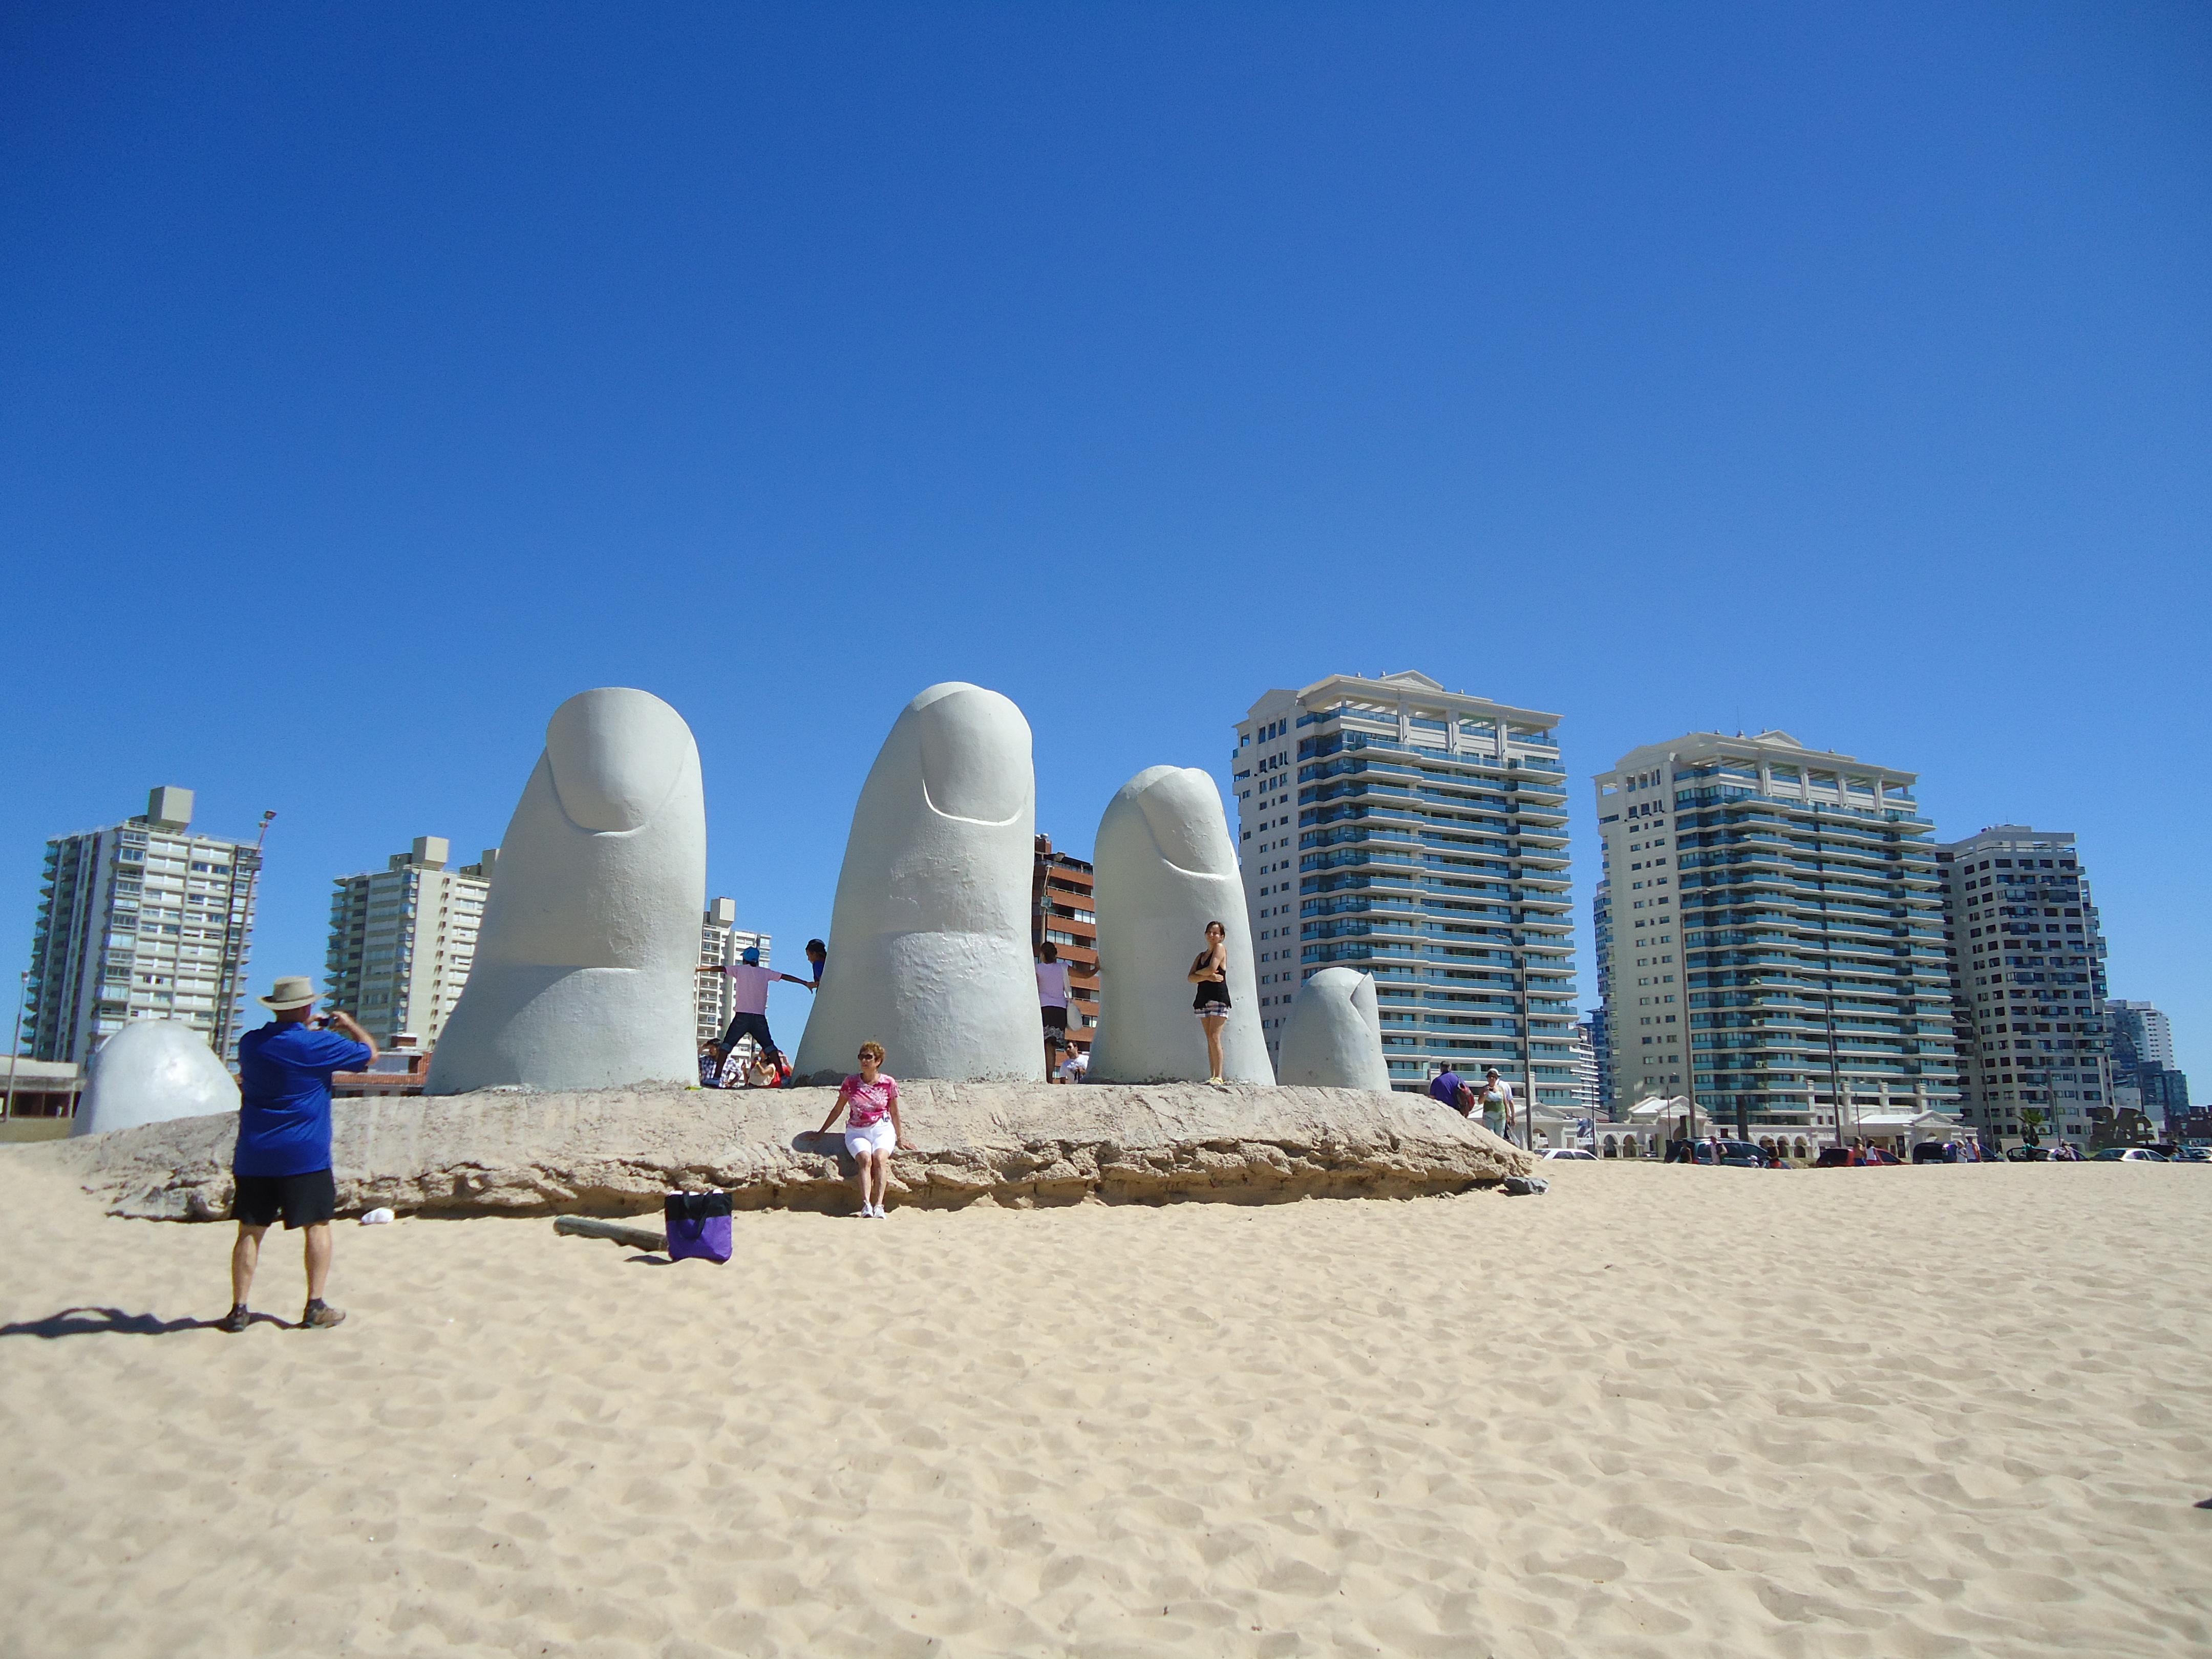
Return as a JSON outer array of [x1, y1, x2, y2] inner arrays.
[[1089, 766, 1273, 1085], [794, 683, 1041, 1084], [1275, 966, 1392, 1091], [426, 687, 706, 1094], [71, 1018, 240, 1136]]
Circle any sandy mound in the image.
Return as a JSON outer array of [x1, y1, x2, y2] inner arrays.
[[49, 1080, 1532, 1221]]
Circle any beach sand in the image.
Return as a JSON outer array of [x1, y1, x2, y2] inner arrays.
[[1, 1152, 2205, 1657]]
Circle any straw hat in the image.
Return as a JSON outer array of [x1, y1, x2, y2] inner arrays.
[[257, 975, 320, 1011]]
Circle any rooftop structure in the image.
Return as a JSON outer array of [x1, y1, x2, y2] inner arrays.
[[1235, 670, 1578, 1107]]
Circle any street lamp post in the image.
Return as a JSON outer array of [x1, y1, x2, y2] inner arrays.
[[3, 970, 26, 1124], [212, 811, 276, 1060]]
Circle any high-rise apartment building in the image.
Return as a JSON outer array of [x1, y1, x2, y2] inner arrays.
[[1033, 836, 1099, 1047], [1591, 876, 1615, 1114], [325, 838, 496, 1049], [23, 786, 263, 1064], [1936, 826, 2109, 1150], [1595, 731, 1959, 1135], [2107, 999, 2187, 1133], [1585, 1004, 1614, 1116], [2106, 1000, 2174, 1070], [1569, 1022, 1600, 1116], [1235, 671, 1578, 1108], [694, 898, 770, 1044]]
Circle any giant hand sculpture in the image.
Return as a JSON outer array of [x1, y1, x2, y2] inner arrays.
[[425, 688, 706, 1094], [1089, 766, 1273, 1084], [71, 1018, 240, 1136], [1275, 966, 1392, 1091], [794, 683, 1040, 1083]]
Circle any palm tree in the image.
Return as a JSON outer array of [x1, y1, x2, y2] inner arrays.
[[2019, 1106, 2047, 1146]]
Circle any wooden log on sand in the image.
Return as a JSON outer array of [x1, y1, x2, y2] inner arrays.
[[553, 1215, 667, 1251]]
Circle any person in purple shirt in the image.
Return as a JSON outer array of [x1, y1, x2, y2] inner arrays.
[[219, 975, 375, 1333], [1428, 1066, 1475, 1117]]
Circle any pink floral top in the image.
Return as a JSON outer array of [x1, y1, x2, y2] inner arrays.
[[842, 1073, 899, 1129]]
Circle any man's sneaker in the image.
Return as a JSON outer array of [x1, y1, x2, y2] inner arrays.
[[300, 1300, 347, 1330], [218, 1303, 251, 1334]]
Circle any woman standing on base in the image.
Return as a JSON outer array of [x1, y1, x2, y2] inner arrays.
[[1186, 919, 1232, 1086], [818, 1041, 913, 1218]]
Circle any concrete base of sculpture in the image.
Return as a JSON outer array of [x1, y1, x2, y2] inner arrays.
[[795, 683, 1040, 1084], [55, 1081, 1534, 1220], [1275, 967, 1393, 1091], [1090, 766, 1272, 1085], [70, 1019, 239, 1137], [427, 687, 707, 1095]]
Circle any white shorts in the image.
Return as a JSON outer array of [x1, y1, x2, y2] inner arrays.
[[845, 1120, 895, 1156]]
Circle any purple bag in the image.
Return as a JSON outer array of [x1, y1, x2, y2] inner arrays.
[[664, 1190, 733, 1264]]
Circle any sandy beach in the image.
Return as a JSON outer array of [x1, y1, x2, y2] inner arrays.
[[2, 1151, 2206, 1658]]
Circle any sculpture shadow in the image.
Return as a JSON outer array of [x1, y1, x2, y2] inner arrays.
[[790, 1129, 854, 1166], [0, 1305, 237, 1339]]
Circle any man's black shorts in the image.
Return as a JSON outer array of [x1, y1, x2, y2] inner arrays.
[[721, 1010, 778, 1057], [233, 1169, 337, 1229]]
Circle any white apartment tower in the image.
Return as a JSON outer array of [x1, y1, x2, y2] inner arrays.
[[1234, 671, 1579, 1108], [1594, 731, 1960, 1134], [23, 786, 263, 1063], [324, 838, 495, 1049], [1934, 826, 2109, 1151], [2105, 1000, 2174, 1069], [694, 897, 770, 1044]]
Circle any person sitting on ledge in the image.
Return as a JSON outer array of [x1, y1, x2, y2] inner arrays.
[[697, 1041, 728, 1088], [817, 1041, 912, 1219]]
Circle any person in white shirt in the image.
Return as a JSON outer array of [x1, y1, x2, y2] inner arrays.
[[1056, 1046, 1090, 1084], [1036, 941, 1072, 1080], [695, 945, 813, 1082]]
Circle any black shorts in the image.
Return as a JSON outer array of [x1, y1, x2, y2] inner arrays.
[[721, 1011, 778, 1056], [1040, 1006, 1068, 1033], [233, 1168, 337, 1230]]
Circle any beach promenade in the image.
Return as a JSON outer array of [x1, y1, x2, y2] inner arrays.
[[1, 1154, 2204, 1657]]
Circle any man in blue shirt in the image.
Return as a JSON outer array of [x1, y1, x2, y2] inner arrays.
[[220, 975, 374, 1333]]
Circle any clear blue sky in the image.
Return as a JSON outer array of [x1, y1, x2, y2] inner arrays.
[[4, 5, 2206, 1076]]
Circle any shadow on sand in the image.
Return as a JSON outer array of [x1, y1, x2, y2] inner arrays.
[[0, 1305, 258, 1338]]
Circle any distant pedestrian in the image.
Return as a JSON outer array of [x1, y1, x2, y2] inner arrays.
[[1186, 920, 1232, 1086], [697, 1041, 728, 1088], [1477, 1067, 1515, 1140], [1428, 1066, 1476, 1117], [697, 946, 813, 1079], [220, 976, 374, 1333], [1036, 940, 1072, 1079], [817, 1041, 913, 1218], [1056, 1045, 1090, 1084]]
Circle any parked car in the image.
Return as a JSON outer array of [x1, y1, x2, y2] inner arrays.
[[1687, 1138, 1779, 1167], [2174, 1146, 2209, 1164], [2090, 1147, 2169, 1162], [2004, 1144, 2054, 1162], [1911, 1141, 1976, 1164], [1816, 1145, 1902, 1167], [1539, 1147, 1598, 1161]]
